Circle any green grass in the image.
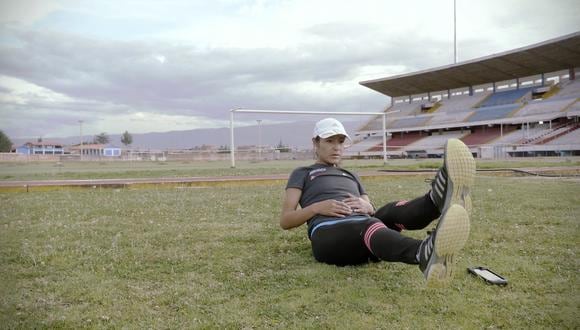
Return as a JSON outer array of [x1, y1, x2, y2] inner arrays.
[[1, 157, 579, 181], [1, 175, 578, 328]]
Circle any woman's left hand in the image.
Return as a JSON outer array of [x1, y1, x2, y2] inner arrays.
[[343, 194, 374, 215]]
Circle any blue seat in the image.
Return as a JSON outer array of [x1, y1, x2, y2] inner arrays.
[[468, 104, 520, 122], [479, 87, 533, 107]]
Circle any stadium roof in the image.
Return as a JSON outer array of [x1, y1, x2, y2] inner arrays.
[[360, 32, 580, 97]]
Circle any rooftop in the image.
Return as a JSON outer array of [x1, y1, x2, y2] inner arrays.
[[360, 32, 580, 97]]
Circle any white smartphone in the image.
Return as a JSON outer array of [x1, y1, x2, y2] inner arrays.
[[468, 267, 508, 285]]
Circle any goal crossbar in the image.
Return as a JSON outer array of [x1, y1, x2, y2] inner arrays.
[[229, 108, 394, 167]]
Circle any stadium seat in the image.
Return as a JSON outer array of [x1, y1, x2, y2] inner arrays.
[[466, 104, 521, 122], [478, 87, 534, 108]]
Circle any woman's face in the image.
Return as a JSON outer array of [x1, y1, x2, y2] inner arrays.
[[314, 135, 346, 165]]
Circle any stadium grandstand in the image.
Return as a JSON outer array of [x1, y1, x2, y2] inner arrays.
[[350, 32, 580, 159]]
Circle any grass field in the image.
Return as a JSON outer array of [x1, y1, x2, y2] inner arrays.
[[1, 172, 578, 328]]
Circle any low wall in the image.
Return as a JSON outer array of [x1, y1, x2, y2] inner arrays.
[[165, 150, 313, 161], [0, 153, 61, 161]]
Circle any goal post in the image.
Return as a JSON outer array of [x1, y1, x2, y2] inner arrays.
[[229, 109, 397, 168]]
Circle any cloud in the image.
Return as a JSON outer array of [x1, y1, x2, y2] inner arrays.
[[0, 26, 405, 116], [0, 0, 579, 140], [0, 0, 62, 24]]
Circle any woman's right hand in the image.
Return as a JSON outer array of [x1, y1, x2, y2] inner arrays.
[[280, 189, 352, 230], [313, 199, 353, 218]]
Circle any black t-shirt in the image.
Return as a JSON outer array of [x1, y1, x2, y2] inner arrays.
[[285, 163, 368, 234]]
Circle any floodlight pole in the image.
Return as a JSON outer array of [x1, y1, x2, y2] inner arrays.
[[454, 0, 457, 64]]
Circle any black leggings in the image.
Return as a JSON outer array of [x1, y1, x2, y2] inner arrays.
[[374, 192, 441, 231], [310, 193, 440, 266]]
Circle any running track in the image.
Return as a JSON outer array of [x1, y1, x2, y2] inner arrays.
[[0, 167, 578, 191]]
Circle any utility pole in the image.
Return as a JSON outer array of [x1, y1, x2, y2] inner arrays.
[[257, 119, 262, 161], [79, 120, 83, 161]]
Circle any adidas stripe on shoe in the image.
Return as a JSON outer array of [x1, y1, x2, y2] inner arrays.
[[430, 138, 476, 215]]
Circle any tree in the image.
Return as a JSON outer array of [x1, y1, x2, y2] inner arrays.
[[93, 132, 110, 144], [121, 131, 133, 147], [0, 130, 12, 152]]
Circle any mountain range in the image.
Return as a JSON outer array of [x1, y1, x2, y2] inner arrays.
[[12, 120, 365, 150]]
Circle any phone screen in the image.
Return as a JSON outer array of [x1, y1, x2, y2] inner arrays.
[[472, 268, 504, 282]]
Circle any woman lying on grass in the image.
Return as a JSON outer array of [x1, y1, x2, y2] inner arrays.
[[280, 118, 476, 286]]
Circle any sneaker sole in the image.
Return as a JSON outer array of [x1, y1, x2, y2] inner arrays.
[[425, 204, 470, 287], [444, 139, 476, 215]]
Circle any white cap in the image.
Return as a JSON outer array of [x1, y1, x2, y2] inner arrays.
[[313, 118, 351, 142]]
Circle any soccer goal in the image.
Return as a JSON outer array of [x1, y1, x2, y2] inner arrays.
[[229, 109, 397, 167]]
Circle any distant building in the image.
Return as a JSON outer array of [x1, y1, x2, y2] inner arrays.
[[69, 144, 122, 157], [103, 145, 122, 157], [15, 141, 65, 155]]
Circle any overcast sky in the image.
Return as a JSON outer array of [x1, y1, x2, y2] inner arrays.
[[1, 0, 579, 139]]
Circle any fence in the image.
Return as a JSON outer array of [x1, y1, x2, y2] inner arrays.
[[2, 144, 578, 163], [0, 149, 315, 162]]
